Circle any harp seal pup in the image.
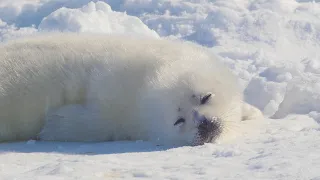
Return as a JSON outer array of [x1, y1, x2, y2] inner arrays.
[[0, 33, 262, 146]]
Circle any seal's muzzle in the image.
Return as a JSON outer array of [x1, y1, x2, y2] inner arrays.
[[193, 111, 222, 146]]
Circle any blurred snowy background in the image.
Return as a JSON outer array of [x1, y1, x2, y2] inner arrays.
[[0, 0, 320, 179]]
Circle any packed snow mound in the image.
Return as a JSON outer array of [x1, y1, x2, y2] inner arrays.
[[0, 19, 37, 42], [272, 75, 320, 119], [0, 0, 88, 27], [38, 1, 159, 38], [0, 1, 159, 42]]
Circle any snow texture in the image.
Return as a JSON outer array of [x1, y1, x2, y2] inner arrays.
[[38, 2, 159, 38], [0, 0, 320, 179]]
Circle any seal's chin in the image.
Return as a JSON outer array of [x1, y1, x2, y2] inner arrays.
[[192, 116, 222, 146]]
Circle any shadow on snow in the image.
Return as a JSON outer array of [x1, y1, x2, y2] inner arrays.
[[0, 140, 180, 155]]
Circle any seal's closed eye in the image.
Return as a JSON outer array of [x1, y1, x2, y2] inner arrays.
[[174, 118, 185, 126], [200, 93, 212, 105]]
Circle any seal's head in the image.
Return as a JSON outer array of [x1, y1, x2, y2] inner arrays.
[[173, 93, 224, 146], [140, 58, 242, 146]]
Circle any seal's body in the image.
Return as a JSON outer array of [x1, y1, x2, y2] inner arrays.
[[0, 33, 262, 146]]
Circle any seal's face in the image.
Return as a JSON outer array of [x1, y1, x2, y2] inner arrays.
[[141, 60, 241, 146], [173, 92, 223, 146]]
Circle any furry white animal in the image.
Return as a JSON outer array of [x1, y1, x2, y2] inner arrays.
[[0, 33, 262, 146]]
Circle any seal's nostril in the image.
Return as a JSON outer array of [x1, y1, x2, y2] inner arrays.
[[202, 116, 209, 122], [198, 116, 212, 125]]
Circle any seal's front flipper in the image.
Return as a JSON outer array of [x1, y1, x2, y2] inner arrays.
[[38, 104, 104, 142], [241, 103, 263, 121]]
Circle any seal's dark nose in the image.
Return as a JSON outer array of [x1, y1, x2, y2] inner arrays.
[[194, 116, 222, 146]]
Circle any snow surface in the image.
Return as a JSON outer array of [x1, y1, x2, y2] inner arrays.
[[38, 1, 159, 38], [0, 0, 320, 179]]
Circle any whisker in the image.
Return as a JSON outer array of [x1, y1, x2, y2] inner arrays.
[[218, 106, 241, 118]]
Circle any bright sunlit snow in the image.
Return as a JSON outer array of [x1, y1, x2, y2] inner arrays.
[[0, 0, 320, 180]]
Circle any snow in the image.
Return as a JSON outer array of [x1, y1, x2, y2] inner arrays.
[[1, 116, 319, 180], [38, 1, 159, 38], [0, 1, 159, 41], [0, 0, 320, 179], [0, 19, 36, 42]]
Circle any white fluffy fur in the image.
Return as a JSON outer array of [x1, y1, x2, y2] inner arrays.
[[0, 33, 262, 146]]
